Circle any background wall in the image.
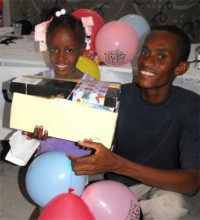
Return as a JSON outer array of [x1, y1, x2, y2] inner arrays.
[[3, 0, 200, 43]]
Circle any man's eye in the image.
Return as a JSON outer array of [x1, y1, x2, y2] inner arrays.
[[158, 54, 166, 60], [141, 49, 148, 56]]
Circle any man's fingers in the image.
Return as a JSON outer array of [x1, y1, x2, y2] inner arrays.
[[68, 154, 88, 165], [77, 140, 102, 151]]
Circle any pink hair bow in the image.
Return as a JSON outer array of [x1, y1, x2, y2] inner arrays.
[[34, 17, 53, 51]]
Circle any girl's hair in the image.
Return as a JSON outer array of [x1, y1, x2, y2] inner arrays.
[[46, 13, 85, 46]]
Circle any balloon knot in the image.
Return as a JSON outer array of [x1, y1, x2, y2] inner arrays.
[[68, 188, 74, 193]]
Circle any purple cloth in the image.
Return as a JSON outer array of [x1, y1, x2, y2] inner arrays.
[[38, 138, 91, 157]]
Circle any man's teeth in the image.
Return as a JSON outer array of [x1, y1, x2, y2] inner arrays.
[[141, 70, 155, 76]]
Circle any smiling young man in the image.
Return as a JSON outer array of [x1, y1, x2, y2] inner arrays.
[[69, 26, 200, 219]]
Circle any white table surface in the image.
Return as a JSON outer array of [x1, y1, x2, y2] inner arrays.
[[0, 28, 49, 139], [0, 28, 199, 140]]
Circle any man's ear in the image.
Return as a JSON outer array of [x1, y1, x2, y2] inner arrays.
[[175, 61, 190, 76]]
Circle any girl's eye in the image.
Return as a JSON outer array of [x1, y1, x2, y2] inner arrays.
[[158, 54, 166, 60], [49, 47, 58, 53], [65, 48, 75, 54]]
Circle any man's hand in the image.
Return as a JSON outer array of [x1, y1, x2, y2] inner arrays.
[[68, 139, 120, 175]]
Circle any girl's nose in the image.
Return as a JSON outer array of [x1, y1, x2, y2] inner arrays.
[[57, 51, 66, 61]]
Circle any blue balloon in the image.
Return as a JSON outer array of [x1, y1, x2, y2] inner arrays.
[[25, 151, 86, 207], [119, 14, 150, 45]]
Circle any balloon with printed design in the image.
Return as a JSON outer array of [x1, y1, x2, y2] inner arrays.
[[95, 21, 139, 67], [81, 180, 141, 220]]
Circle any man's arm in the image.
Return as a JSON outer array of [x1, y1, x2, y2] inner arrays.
[[68, 140, 200, 196]]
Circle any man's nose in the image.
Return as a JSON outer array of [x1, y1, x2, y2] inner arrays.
[[142, 55, 156, 66]]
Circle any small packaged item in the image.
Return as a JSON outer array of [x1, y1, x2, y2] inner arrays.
[[5, 131, 40, 166]]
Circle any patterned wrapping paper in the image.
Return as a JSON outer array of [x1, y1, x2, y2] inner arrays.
[[72, 80, 110, 106]]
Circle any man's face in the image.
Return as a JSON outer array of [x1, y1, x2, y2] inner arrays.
[[48, 26, 82, 78], [137, 31, 181, 90]]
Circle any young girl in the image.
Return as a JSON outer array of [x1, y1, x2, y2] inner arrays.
[[38, 11, 94, 81], [6, 12, 94, 166]]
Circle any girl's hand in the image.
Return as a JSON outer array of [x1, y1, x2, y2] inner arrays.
[[23, 125, 48, 141]]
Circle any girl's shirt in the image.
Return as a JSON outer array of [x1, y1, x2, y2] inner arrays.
[[39, 69, 94, 81]]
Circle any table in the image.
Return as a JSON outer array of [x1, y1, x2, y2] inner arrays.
[[0, 27, 199, 140], [0, 28, 49, 139]]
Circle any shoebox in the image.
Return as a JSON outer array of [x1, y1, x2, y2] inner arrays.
[[9, 76, 121, 149], [10, 93, 120, 149], [9, 76, 120, 108]]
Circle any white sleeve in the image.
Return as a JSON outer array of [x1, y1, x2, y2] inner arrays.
[[5, 130, 40, 166]]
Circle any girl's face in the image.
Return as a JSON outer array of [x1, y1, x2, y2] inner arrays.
[[47, 26, 83, 78]]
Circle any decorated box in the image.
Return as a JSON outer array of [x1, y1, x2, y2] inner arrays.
[[9, 76, 120, 108], [9, 76, 121, 149]]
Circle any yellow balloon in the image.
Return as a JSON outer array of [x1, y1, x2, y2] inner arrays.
[[76, 56, 101, 80]]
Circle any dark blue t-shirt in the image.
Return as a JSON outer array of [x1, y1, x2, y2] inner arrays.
[[105, 83, 200, 186]]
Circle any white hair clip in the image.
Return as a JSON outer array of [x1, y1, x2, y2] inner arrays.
[[34, 16, 53, 51], [55, 9, 66, 17], [85, 37, 91, 50]]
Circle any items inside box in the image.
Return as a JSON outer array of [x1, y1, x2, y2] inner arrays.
[[9, 76, 121, 109]]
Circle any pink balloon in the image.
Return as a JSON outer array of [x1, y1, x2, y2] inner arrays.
[[95, 21, 139, 67], [39, 192, 95, 220], [81, 180, 141, 220]]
